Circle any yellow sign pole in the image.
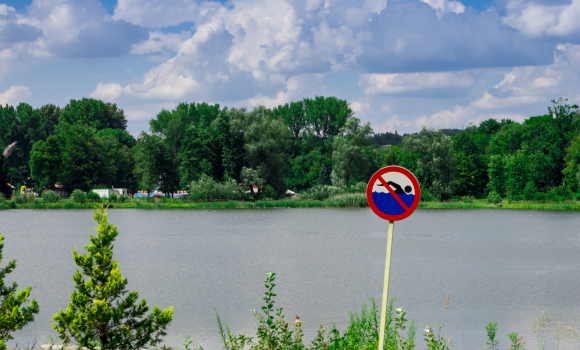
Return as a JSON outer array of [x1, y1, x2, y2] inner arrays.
[[378, 220, 395, 350]]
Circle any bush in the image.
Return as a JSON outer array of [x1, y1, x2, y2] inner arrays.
[[348, 182, 367, 193], [488, 191, 502, 204], [421, 187, 433, 201], [262, 185, 278, 199], [70, 189, 87, 203], [523, 181, 537, 201], [42, 190, 61, 203], [87, 191, 101, 202], [14, 196, 26, 204], [303, 185, 343, 201], [109, 192, 118, 202], [0, 193, 5, 202], [53, 205, 173, 350], [189, 174, 245, 201], [0, 234, 40, 350], [462, 195, 474, 203], [117, 194, 129, 203]]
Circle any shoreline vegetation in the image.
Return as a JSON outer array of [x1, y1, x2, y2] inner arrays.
[[1, 195, 579, 211]]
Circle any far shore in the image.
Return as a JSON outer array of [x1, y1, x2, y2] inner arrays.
[[1, 196, 579, 211]]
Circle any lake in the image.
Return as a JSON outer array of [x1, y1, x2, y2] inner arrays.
[[1, 208, 579, 349]]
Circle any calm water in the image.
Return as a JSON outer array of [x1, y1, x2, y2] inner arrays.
[[0, 208, 579, 349]]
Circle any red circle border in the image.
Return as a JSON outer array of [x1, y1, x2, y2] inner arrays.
[[366, 166, 421, 221]]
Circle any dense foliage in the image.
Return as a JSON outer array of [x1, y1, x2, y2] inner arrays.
[[1, 97, 579, 201]]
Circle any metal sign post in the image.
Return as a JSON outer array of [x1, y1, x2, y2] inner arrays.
[[366, 166, 421, 350], [378, 220, 394, 350]]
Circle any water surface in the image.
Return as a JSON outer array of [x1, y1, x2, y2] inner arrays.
[[0, 208, 579, 349]]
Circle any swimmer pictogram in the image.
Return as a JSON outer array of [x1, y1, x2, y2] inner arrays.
[[366, 166, 421, 221]]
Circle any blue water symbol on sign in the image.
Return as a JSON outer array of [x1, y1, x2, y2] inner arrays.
[[371, 192, 415, 215], [371, 174, 416, 215]]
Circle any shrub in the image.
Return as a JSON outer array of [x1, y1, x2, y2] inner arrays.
[[303, 185, 343, 201], [0, 193, 5, 202], [330, 170, 347, 189], [14, 196, 26, 204], [87, 191, 101, 202], [0, 234, 40, 350], [42, 190, 61, 203], [348, 181, 367, 193], [109, 192, 118, 202], [53, 205, 173, 350], [523, 181, 537, 201], [262, 185, 278, 199], [488, 191, 502, 204], [421, 188, 433, 201], [189, 174, 245, 201], [117, 194, 129, 203], [462, 195, 474, 203], [70, 189, 87, 203]]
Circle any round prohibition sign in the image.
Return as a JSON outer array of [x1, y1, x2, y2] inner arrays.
[[366, 166, 421, 221]]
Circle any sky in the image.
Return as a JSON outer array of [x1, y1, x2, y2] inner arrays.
[[0, 0, 579, 135]]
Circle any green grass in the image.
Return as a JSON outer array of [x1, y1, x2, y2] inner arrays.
[[1, 196, 579, 211]]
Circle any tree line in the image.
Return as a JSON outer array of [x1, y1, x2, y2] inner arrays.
[[0, 97, 578, 201]]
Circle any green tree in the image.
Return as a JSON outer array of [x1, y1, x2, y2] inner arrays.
[[453, 130, 488, 197], [0, 234, 40, 350], [403, 128, 457, 200], [133, 132, 174, 195], [487, 154, 506, 196], [53, 205, 173, 350], [332, 117, 373, 186], [59, 98, 128, 131], [30, 125, 132, 191], [242, 107, 290, 195], [563, 133, 580, 191]]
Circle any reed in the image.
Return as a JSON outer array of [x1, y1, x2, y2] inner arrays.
[[1, 196, 579, 211]]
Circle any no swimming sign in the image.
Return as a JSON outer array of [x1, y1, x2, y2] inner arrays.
[[366, 166, 421, 221], [366, 166, 421, 350]]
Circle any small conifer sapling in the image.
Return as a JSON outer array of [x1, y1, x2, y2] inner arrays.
[[0, 234, 40, 350], [53, 204, 173, 350]]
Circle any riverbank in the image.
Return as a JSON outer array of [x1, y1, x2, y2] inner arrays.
[[1, 195, 579, 210]]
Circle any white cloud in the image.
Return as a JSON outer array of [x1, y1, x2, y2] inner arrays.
[[0, 4, 15, 16], [350, 97, 371, 114], [247, 74, 326, 108], [376, 115, 412, 133], [90, 82, 125, 101], [0, 86, 31, 106], [502, 0, 580, 38], [360, 71, 474, 95], [419, 0, 465, 19], [130, 31, 187, 60], [469, 43, 580, 110], [113, 0, 221, 28]]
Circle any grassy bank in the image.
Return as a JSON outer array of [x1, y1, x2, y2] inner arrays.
[[1, 195, 579, 210]]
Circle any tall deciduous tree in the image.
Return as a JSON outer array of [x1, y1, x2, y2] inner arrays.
[[53, 205, 173, 350], [30, 125, 132, 191], [133, 132, 174, 195], [242, 106, 290, 195], [59, 98, 128, 131], [332, 117, 373, 186], [403, 128, 457, 201]]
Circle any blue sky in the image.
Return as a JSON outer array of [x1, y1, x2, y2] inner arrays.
[[0, 0, 579, 135]]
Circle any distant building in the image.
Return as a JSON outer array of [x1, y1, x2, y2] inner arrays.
[[113, 188, 128, 196], [92, 188, 113, 198], [92, 188, 128, 198]]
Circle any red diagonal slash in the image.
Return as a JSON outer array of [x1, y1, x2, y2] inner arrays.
[[377, 175, 409, 211]]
